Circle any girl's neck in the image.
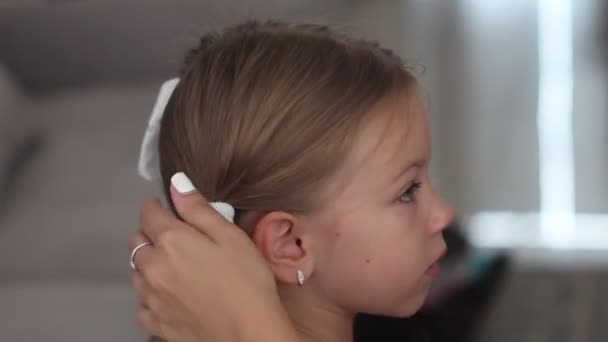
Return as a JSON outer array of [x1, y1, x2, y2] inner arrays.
[[278, 284, 354, 342]]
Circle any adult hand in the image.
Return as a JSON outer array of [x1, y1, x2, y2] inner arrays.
[[128, 173, 297, 342]]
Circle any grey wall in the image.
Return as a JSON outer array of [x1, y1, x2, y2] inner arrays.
[[0, 0, 349, 94]]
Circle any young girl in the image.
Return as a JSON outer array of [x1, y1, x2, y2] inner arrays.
[[133, 20, 452, 342]]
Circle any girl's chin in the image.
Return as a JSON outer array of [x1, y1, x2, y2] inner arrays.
[[372, 293, 430, 318]]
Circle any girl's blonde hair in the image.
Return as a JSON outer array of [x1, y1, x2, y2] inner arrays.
[[159, 21, 418, 218]]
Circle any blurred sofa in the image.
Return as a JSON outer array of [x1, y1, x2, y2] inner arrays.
[[0, 63, 161, 341]]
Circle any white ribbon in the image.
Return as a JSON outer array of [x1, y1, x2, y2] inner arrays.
[[137, 78, 235, 223], [137, 78, 180, 182]]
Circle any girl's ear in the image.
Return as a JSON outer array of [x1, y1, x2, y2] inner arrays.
[[252, 211, 314, 285]]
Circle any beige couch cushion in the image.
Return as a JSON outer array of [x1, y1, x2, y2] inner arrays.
[[0, 83, 160, 280], [0, 63, 37, 194]]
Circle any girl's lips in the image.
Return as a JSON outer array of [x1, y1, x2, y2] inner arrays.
[[425, 248, 446, 278]]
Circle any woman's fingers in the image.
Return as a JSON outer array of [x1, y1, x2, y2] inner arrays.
[[138, 198, 180, 243], [138, 197, 212, 249], [135, 304, 164, 338], [170, 172, 238, 240], [133, 273, 168, 338], [128, 230, 154, 271], [131, 272, 151, 302], [128, 178, 286, 342]]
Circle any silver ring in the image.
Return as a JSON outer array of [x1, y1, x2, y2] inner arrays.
[[130, 242, 152, 271]]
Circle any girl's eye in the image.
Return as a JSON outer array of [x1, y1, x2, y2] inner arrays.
[[399, 181, 422, 204]]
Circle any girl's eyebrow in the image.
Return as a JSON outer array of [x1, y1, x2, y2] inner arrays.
[[391, 158, 425, 184]]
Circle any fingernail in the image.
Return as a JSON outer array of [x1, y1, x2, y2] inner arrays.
[[210, 202, 235, 223], [171, 172, 196, 194]]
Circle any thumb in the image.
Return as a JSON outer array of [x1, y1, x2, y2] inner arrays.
[[170, 172, 236, 237]]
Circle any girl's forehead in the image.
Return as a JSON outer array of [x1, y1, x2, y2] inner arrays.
[[328, 97, 429, 194], [353, 96, 428, 167]]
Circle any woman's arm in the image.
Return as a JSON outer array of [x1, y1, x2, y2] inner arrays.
[[129, 178, 299, 342]]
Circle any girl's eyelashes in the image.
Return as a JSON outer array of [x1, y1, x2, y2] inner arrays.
[[399, 181, 422, 204]]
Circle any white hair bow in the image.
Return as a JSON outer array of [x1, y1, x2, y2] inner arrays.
[[137, 78, 235, 223]]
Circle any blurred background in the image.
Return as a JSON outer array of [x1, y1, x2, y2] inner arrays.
[[0, 0, 606, 341]]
